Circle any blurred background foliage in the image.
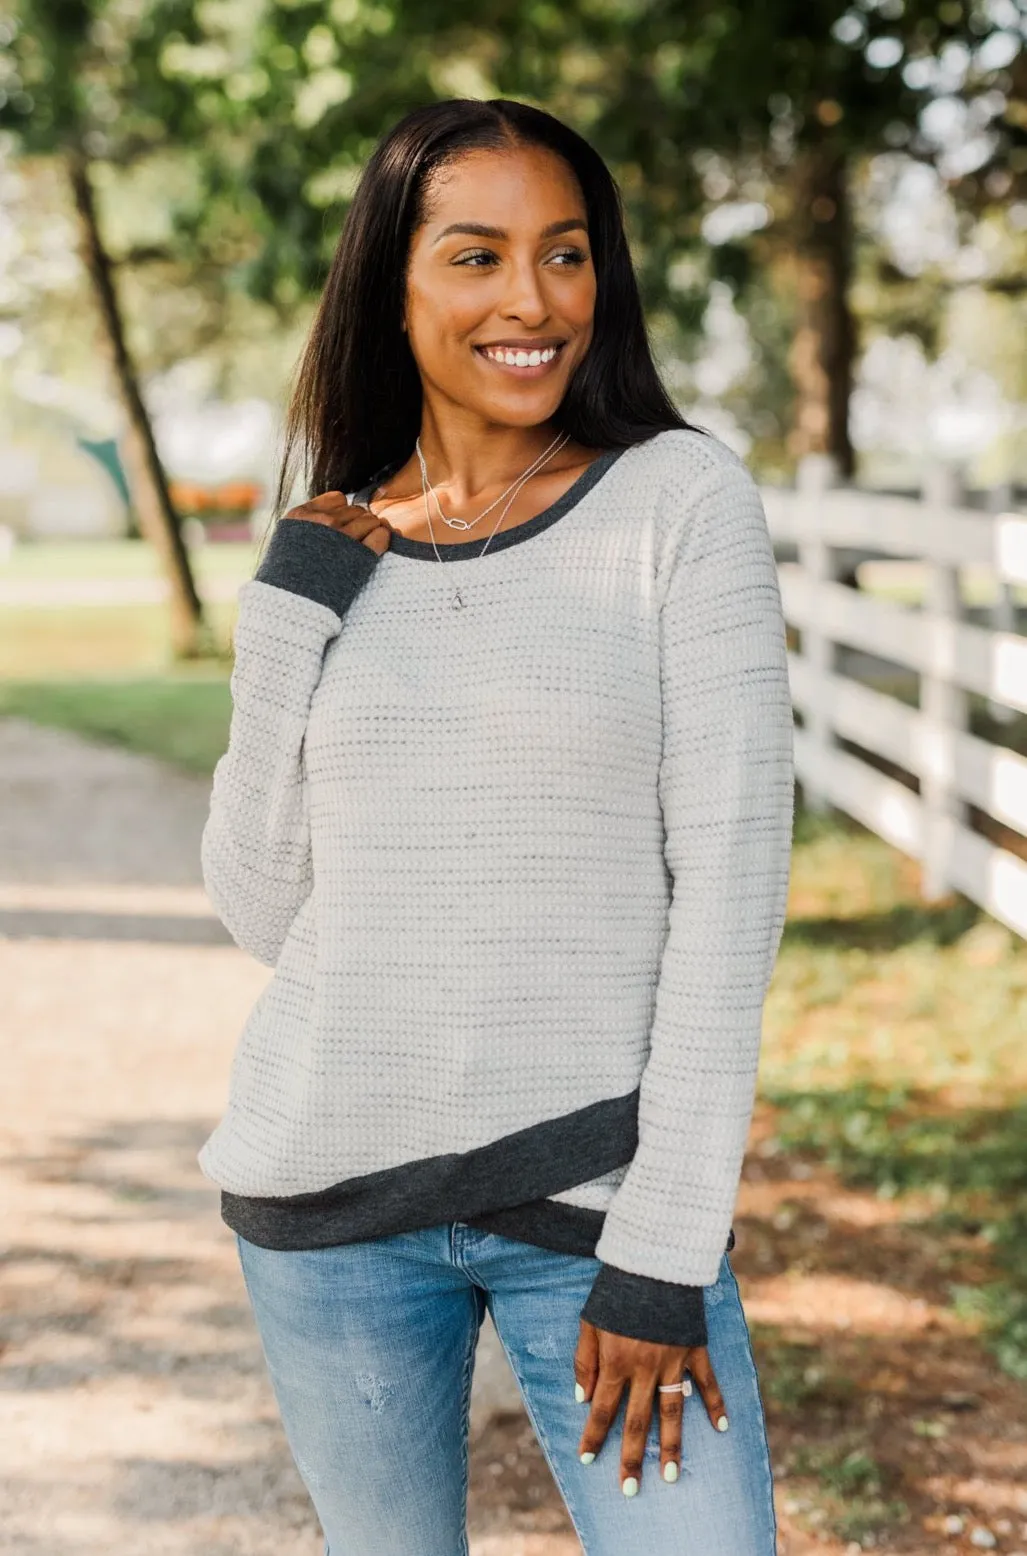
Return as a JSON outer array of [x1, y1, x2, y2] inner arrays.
[[0, 0, 1024, 649]]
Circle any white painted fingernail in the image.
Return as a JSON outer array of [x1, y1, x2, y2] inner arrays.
[[717, 1415, 729, 1432], [622, 1476, 639, 1497], [663, 1461, 679, 1482], [575, 1383, 586, 1403], [683, 1379, 692, 1396], [580, 1450, 595, 1464]]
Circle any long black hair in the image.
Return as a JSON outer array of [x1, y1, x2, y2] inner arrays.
[[270, 97, 703, 519]]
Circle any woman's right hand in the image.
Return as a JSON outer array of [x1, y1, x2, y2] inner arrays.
[[284, 491, 393, 556]]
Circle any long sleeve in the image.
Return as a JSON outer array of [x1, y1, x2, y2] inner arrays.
[[580, 453, 794, 1347], [201, 519, 381, 966]]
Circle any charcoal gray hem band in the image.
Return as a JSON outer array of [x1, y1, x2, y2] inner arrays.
[[461, 1197, 607, 1252], [220, 1087, 641, 1249]]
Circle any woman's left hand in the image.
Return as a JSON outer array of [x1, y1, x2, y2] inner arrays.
[[573, 1320, 729, 1493]]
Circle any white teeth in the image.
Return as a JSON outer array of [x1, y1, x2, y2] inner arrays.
[[482, 344, 559, 366]]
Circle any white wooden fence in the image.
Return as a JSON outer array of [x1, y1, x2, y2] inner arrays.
[[760, 468, 1027, 941]]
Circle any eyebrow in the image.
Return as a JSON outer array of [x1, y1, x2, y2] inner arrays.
[[432, 218, 588, 245]]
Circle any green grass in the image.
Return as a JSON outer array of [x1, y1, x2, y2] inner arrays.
[[786, 1439, 910, 1544], [0, 537, 260, 583], [759, 807, 1027, 1383], [764, 809, 1026, 1100], [0, 549, 239, 768], [764, 1079, 1027, 1380], [0, 602, 238, 680], [0, 676, 232, 773], [757, 1337, 857, 1414]]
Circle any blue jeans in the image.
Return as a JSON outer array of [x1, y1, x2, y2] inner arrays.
[[236, 1223, 778, 1555]]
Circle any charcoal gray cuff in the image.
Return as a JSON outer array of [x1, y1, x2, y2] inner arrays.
[[578, 1228, 736, 1349], [580, 1265, 708, 1348], [254, 518, 381, 618]]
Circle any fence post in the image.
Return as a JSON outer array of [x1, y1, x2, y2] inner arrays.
[[796, 453, 844, 813], [986, 481, 1018, 726], [919, 461, 969, 901]]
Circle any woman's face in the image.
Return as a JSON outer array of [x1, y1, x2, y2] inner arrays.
[[403, 142, 597, 429]]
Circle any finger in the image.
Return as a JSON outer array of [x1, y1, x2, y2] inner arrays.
[[574, 1320, 599, 1405], [618, 1372, 656, 1497], [690, 1349, 729, 1434], [307, 490, 351, 507], [361, 522, 392, 556], [656, 1375, 685, 1483], [284, 491, 351, 521], [337, 507, 392, 541], [291, 506, 382, 543], [578, 1370, 626, 1467]]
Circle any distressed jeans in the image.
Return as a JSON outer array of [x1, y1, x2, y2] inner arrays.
[[235, 1223, 778, 1556]]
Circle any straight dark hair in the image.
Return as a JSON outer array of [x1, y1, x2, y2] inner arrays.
[[269, 97, 704, 521]]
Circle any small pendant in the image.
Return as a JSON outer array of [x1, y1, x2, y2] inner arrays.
[[451, 587, 464, 610], [444, 518, 473, 531]]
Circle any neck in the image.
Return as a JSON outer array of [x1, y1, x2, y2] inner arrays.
[[416, 404, 565, 501]]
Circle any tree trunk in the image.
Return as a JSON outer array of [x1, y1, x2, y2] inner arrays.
[[787, 145, 856, 480], [66, 144, 214, 660]]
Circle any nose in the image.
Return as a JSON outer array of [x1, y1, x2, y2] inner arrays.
[[498, 255, 549, 328]]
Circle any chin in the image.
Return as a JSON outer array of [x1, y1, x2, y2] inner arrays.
[[474, 388, 569, 428]]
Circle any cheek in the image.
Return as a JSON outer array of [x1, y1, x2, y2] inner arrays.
[[406, 303, 486, 378], [551, 270, 597, 336], [572, 274, 598, 327]]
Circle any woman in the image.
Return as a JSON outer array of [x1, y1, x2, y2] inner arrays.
[[199, 97, 794, 1555]]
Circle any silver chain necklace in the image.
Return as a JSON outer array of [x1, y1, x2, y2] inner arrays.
[[418, 433, 571, 609], [414, 431, 568, 533]]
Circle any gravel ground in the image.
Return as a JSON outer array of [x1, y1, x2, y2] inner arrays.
[[0, 716, 583, 1556]]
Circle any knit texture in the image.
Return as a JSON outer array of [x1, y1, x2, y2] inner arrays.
[[198, 425, 794, 1329]]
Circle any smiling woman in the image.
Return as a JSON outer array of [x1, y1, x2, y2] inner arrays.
[[201, 98, 794, 1556], [364, 141, 603, 549]]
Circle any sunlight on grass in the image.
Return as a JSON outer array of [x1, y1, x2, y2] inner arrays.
[[761, 806, 1027, 1384], [0, 538, 259, 583], [763, 811, 1026, 1103], [0, 602, 237, 679], [0, 677, 233, 773]]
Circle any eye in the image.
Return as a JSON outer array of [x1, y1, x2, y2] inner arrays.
[[549, 247, 589, 266], [452, 248, 499, 267]]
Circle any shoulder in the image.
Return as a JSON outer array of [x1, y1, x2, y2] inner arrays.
[[620, 424, 757, 497], [618, 426, 768, 565]]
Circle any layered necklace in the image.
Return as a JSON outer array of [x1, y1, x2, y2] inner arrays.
[[413, 432, 571, 610]]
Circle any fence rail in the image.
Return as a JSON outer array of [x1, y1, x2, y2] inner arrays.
[[761, 478, 1027, 940]]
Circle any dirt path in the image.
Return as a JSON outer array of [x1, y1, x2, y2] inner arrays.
[[0, 716, 581, 1555]]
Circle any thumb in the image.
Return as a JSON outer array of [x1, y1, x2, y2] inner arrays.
[[574, 1319, 600, 1403]]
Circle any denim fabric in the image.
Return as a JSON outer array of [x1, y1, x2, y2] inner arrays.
[[236, 1223, 778, 1556]]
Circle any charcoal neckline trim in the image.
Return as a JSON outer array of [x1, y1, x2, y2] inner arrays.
[[351, 444, 628, 561]]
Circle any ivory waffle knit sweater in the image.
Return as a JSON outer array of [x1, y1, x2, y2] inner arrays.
[[198, 426, 795, 1348]]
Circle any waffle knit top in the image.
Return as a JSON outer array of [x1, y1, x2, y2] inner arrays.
[[197, 425, 795, 1349]]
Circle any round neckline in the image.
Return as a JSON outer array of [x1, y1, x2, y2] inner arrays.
[[353, 445, 627, 562]]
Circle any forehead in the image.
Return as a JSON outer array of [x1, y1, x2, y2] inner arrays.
[[420, 144, 586, 226]]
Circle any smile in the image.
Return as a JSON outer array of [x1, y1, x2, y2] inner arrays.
[[474, 342, 565, 373]]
